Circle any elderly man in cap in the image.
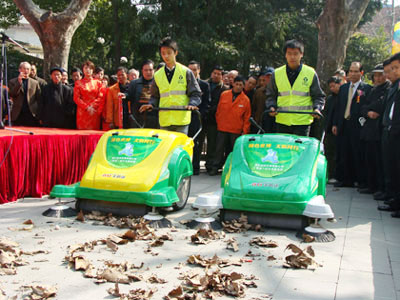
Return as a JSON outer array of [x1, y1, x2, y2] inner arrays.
[[39, 67, 75, 128], [252, 67, 275, 132], [359, 63, 390, 194]]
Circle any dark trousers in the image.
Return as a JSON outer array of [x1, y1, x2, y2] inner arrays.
[[213, 131, 240, 170], [365, 140, 384, 192], [382, 128, 398, 198], [206, 123, 218, 171], [338, 120, 365, 186], [189, 120, 205, 172], [276, 123, 310, 136], [388, 131, 400, 199], [324, 132, 336, 179], [13, 111, 40, 127]]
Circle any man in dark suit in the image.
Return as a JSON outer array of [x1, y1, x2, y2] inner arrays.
[[377, 53, 400, 217], [188, 61, 211, 175], [8, 62, 42, 126], [206, 66, 229, 174], [324, 76, 342, 184], [359, 64, 390, 194], [332, 62, 372, 188]]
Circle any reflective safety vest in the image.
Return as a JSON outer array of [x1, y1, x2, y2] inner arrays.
[[154, 63, 190, 127], [275, 64, 315, 125]]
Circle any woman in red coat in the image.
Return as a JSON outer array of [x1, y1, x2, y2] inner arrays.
[[73, 61, 105, 130]]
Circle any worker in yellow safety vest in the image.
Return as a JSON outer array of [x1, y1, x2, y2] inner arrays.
[[139, 37, 201, 135], [266, 39, 325, 136]]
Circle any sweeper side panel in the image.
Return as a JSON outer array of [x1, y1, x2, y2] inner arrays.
[[221, 134, 326, 216], [51, 129, 194, 213]]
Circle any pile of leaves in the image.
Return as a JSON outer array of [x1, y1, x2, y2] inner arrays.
[[0, 237, 48, 276], [249, 237, 278, 248], [190, 229, 224, 245], [107, 283, 157, 300], [283, 244, 321, 269], [76, 211, 147, 229], [187, 255, 242, 269], [221, 214, 263, 233], [23, 285, 57, 300], [166, 269, 257, 299], [65, 229, 172, 284]]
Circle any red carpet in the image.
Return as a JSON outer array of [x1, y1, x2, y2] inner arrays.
[[0, 127, 103, 204]]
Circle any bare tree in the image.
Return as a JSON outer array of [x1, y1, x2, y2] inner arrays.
[[13, 0, 92, 79], [316, 0, 370, 88]]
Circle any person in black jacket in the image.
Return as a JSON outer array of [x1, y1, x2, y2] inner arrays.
[[377, 53, 400, 217], [324, 76, 341, 183], [39, 67, 75, 128], [332, 62, 372, 188], [359, 64, 390, 194], [188, 61, 211, 175], [373, 59, 396, 201], [120, 60, 158, 128], [205, 66, 229, 174]]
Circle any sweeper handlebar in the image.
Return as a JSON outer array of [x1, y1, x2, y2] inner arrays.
[[249, 117, 265, 134], [265, 109, 323, 118], [151, 106, 203, 141]]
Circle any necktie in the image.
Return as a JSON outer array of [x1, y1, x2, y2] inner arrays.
[[344, 84, 354, 119]]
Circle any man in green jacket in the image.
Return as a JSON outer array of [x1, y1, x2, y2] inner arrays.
[[266, 39, 325, 136]]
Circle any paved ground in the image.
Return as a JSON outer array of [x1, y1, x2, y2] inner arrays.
[[0, 171, 399, 300]]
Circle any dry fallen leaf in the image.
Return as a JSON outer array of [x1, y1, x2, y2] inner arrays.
[[267, 255, 276, 261], [283, 243, 320, 269], [225, 238, 239, 252], [245, 250, 261, 258], [107, 282, 121, 297], [190, 229, 223, 245], [74, 256, 91, 271], [167, 285, 184, 298], [98, 268, 130, 284], [25, 285, 57, 299], [249, 237, 278, 248], [302, 233, 315, 243], [222, 214, 262, 233], [106, 240, 119, 253], [76, 210, 85, 222], [147, 274, 167, 284]]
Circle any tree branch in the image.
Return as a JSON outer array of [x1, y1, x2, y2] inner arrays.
[[12, 0, 46, 28], [60, 0, 92, 23]]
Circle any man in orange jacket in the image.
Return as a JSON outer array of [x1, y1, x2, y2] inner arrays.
[[105, 67, 130, 129], [209, 75, 251, 175]]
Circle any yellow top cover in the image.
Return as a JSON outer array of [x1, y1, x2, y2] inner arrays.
[[80, 129, 193, 192]]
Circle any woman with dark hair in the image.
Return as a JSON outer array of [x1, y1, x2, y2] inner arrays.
[[73, 60, 105, 130]]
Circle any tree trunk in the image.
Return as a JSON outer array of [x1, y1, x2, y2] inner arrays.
[[13, 0, 92, 80], [112, 0, 121, 68], [316, 0, 370, 89]]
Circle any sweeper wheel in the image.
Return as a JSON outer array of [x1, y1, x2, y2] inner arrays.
[[173, 176, 191, 211]]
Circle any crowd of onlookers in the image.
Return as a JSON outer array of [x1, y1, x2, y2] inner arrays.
[[322, 55, 400, 219], [2, 39, 400, 218]]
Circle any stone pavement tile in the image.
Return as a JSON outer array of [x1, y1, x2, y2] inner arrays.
[[383, 226, 400, 246], [272, 277, 337, 300], [341, 244, 391, 274], [349, 202, 381, 220], [388, 243, 400, 262], [391, 261, 400, 291], [336, 270, 396, 300], [344, 220, 387, 249]]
